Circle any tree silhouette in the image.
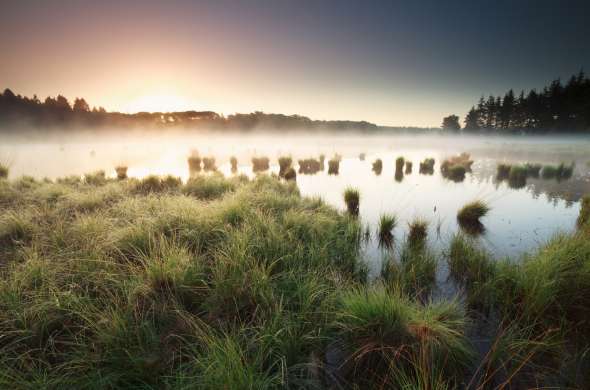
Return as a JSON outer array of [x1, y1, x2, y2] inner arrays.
[[442, 114, 461, 131]]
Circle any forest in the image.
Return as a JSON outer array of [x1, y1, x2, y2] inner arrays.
[[459, 70, 590, 133], [0, 89, 377, 132]]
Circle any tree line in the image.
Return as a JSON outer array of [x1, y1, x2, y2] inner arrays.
[[443, 70, 590, 133], [0, 88, 377, 132]]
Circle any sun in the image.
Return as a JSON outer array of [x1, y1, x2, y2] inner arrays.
[[122, 94, 195, 113]]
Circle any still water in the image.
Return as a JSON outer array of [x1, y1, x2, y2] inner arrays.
[[1, 131, 589, 273]]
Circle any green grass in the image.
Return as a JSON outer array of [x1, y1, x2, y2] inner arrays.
[[578, 196, 590, 229], [0, 171, 588, 387], [407, 218, 428, 247], [457, 200, 489, 229], [343, 187, 360, 216], [377, 213, 396, 249]]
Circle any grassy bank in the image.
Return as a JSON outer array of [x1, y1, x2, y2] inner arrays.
[[0, 173, 588, 388]]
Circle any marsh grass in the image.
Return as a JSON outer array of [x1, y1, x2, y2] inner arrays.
[[508, 165, 527, 189], [84, 170, 107, 185], [0, 163, 8, 179], [278, 156, 292, 177], [328, 157, 340, 175], [496, 164, 511, 181], [343, 187, 360, 216], [542, 162, 574, 181], [372, 158, 383, 175], [188, 153, 202, 173], [395, 157, 405, 172], [202, 157, 217, 172], [407, 218, 428, 247], [578, 196, 590, 228], [441, 153, 473, 182], [457, 200, 489, 231], [298, 158, 321, 175], [230, 156, 238, 173], [115, 165, 128, 180], [377, 213, 396, 249], [252, 156, 270, 172], [283, 167, 296, 181], [405, 161, 413, 174], [419, 158, 435, 175], [133, 175, 182, 194]]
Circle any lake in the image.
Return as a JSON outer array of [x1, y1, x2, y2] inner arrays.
[[1, 131, 589, 275]]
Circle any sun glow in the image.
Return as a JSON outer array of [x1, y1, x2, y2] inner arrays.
[[122, 94, 195, 113]]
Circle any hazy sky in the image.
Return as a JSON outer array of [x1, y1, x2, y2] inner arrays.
[[1, 0, 589, 127]]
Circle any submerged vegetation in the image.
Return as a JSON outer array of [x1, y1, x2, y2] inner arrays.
[[0, 171, 587, 388]]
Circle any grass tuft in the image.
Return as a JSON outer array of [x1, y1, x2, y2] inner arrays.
[[377, 213, 396, 249], [457, 200, 489, 230], [419, 158, 435, 175], [115, 165, 128, 180], [407, 218, 428, 247], [578, 196, 590, 229], [252, 156, 270, 173], [343, 187, 360, 216], [372, 158, 383, 175]]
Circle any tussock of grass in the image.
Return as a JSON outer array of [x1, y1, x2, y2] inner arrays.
[[278, 156, 292, 177], [372, 158, 383, 175], [377, 213, 396, 249], [230, 156, 238, 172], [419, 158, 435, 175], [395, 156, 405, 172], [252, 156, 270, 172], [283, 167, 296, 181], [343, 187, 360, 216], [457, 200, 489, 227], [359, 152, 366, 161], [578, 196, 590, 229], [496, 163, 511, 180], [335, 286, 472, 388], [541, 162, 574, 181], [188, 153, 202, 173], [441, 153, 473, 182], [115, 165, 128, 180], [183, 174, 236, 200], [407, 218, 428, 247], [327, 156, 340, 175], [133, 175, 182, 194], [0, 163, 8, 179], [405, 160, 413, 174], [84, 170, 107, 185], [202, 157, 217, 172], [298, 158, 321, 175]]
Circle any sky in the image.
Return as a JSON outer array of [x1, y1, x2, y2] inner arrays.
[[1, 0, 589, 127]]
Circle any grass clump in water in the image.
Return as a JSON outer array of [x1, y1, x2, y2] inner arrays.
[[188, 152, 202, 174], [541, 162, 574, 181], [115, 165, 128, 180], [251, 156, 270, 173], [441, 153, 473, 182], [359, 152, 366, 161], [230, 156, 238, 173], [298, 158, 321, 175], [328, 156, 340, 175], [457, 200, 489, 230], [283, 167, 296, 181], [407, 218, 428, 247], [0, 163, 8, 179], [496, 163, 511, 180], [278, 156, 292, 177], [419, 158, 435, 175], [133, 175, 182, 194], [404, 160, 413, 174], [343, 187, 360, 216], [202, 156, 217, 172], [508, 165, 528, 189], [372, 158, 383, 175], [377, 213, 396, 249], [578, 196, 590, 229]]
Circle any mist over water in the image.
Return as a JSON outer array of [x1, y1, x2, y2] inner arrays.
[[2, 129, 589, 272]]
